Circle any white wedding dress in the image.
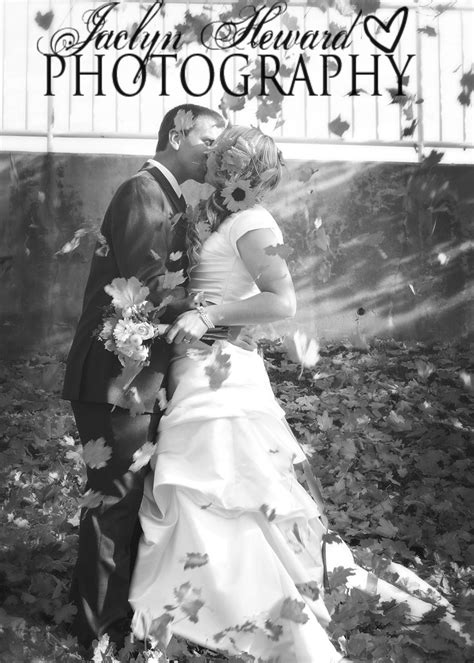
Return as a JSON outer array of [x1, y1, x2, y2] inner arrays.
[[129, 207, 459, 661]]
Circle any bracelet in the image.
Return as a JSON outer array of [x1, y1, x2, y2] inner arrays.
[[196, 305, 215, 329]]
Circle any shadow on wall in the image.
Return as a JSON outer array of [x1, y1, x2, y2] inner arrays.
[[0, 152, 472, 358]]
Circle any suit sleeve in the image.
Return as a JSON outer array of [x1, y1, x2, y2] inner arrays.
[[104, 175, 174, 305]]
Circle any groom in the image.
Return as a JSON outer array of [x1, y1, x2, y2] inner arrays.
[[62, 104, 225, 650]]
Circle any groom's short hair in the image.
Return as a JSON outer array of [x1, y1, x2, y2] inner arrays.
[[156, 104, 225, 152]]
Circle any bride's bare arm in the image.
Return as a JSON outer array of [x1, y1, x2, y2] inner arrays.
[[210, 227, 296, 324], [165, 227, 296, 344]]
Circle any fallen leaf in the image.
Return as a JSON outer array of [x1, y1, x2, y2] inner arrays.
[[264, 243, 293, 259], [129, 442, 156, 472], [328, 115, 350, 137], [417, 26, 437, 37], [82, 437, 112, 469], [35, 10, 54, 30], [280, 597, 309, 624], [182, 552, 209, 570]]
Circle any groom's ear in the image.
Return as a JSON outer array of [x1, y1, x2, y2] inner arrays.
[[168, 129, 182, 151]]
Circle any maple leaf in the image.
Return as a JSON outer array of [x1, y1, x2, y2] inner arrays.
[[174, 10, 209, 43], [205, 344, 231, 390], [317, 409, 333, 431], [417, 26, 437, 37], [323, 531, 344, 545], [55, 228, 88, 255], [182, 552, 209, 570], [219, 87, 247, 119], [104, 276, 150, 310], [350, 0, 381, 14], [174, 109, 194, 133], [161, 269, 186, 290], [328, 565, 356, 590], [376, 517, 398, 538], [264, 243, 293, 259], [282, 13, 299, 30], [148, 613, 174, 649], [173, 583, 204, 623], [402, 120, 417, 138], [129, 441, 156, 472], [295, 581, 321, 601], [168, 251, 183, 262], [415, 359, 435, 379], [264, 619, 283, 641], [460, 68, 474, 93], [280, 597, 309, 624], [386, 410, 409, 430], [255, 94, 283, 123], [82, 437, 112, 469], [147, 59, 162, 79], [35, 10, 54, 30], [457, 90, 471, 106], [421, 150, 444, 168], [386, 87, 410, 105], [328, 115, 350, 137]]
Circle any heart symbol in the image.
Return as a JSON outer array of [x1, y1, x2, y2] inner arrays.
[[364, 7, 409, 54]]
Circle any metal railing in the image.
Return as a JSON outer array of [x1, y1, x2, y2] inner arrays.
[[0, 0, 472, 162]]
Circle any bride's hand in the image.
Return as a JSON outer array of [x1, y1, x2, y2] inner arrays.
[[165, 310, 208, 344]]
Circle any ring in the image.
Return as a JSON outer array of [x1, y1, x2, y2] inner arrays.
[[183, 338, 191, 344]]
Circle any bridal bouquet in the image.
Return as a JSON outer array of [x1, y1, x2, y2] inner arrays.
[[98, 276, 169, 368]]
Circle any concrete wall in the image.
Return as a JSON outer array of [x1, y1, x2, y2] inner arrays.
[[0, 152, 472, 358]]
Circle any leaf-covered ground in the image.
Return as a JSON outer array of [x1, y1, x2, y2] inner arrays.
[[0, 339, 473, 662]]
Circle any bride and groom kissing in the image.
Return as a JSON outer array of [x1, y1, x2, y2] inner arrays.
[[62, 105, 459, 662]]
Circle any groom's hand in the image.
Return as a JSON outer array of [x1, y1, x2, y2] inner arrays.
[[158, 294, 196, 324], [227, 327, 257, 351]]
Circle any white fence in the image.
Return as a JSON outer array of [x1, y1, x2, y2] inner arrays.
[[0, 0, 473, 162]]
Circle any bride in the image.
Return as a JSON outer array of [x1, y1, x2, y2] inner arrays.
[[129, 127, 462, 661]]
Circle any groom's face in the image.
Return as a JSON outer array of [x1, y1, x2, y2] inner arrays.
[[177, 116, 223, 183]]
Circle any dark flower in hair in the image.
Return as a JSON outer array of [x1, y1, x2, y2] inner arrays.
[[221, 179, 258, 212]]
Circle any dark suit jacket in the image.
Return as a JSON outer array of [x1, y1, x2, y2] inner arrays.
[[62, 165, 188, 413]]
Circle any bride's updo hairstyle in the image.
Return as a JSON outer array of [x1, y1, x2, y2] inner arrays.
[[186, 126, 284, 272]]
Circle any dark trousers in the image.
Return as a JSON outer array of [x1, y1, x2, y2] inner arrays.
[[69, 401, 160, 647]]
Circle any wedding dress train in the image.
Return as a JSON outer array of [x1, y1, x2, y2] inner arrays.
[[129, 208, 463, 661]]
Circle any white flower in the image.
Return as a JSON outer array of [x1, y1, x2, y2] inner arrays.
[[134, 322, 155, 340], [116, 340, 149, 363], [113, 319, 137, 344], [99, 318, 115, 341]]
